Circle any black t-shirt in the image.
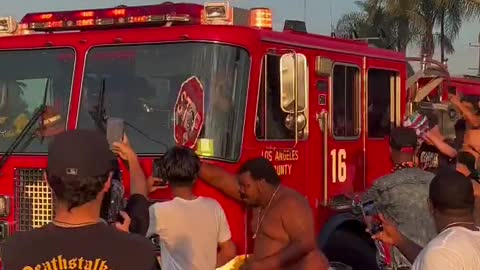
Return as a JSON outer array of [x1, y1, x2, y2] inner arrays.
[[417, 140, 455, 173], [2, 223, 159, 270]]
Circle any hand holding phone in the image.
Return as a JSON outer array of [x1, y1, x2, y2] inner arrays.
[[361, 200, 383, 235]]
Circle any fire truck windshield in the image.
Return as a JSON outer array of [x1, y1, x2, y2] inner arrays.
[[77, 42, 250, 160], [0, 48, 74, 153]]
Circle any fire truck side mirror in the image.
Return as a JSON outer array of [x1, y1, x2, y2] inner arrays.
[[279, 53, 308, 114]]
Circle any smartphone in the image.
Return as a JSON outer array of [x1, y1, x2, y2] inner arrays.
[[106, 117, 124, 146], [360, 200, 383, 234]]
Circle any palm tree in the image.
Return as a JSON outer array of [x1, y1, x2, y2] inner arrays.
[[371, 0, 480, 58], [335, 1, 412, 52], [339, 0, 480, 59]]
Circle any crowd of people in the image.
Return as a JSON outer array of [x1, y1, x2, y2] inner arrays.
[[1, 129, 330, 270], [364, 94, 480, 270], [2, 93, 480, 270]]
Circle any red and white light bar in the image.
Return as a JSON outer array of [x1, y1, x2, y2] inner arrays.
[[19, 2, 203, 31]]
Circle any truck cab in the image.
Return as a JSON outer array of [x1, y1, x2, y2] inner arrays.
[[0, 2, 414, 268]]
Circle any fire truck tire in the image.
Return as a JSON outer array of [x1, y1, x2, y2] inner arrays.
[[322, 229, 379, 270]]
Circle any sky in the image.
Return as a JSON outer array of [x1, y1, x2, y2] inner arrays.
[[2, 0, 479, 75]]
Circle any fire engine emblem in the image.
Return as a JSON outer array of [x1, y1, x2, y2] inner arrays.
[[174, 76, 205, 148]]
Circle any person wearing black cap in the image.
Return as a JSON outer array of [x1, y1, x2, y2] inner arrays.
[[363, 127, 436, 268], [371, 168, 480, 270], [2, 130, 159, 270], [389, 126, 419, 170]]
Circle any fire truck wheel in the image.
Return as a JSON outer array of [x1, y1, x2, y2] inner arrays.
[[322, 229, 379, 270]]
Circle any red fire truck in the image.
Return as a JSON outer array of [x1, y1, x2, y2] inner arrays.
[[0, 2, 428, 268]]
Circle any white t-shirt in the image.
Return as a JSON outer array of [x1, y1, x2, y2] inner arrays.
[[146, 196, 232, 270], [412, 226, 480, 270]]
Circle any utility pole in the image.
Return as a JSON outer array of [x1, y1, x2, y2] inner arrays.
[[304, 0, 307, 23], [440, 11, 445, 64], [468, 32, 480, 77]]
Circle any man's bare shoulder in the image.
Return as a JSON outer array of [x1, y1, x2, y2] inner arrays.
[[278, 186, 310, 210]]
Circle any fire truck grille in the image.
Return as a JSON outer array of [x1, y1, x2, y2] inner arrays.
[[14, 168, 54, 232]]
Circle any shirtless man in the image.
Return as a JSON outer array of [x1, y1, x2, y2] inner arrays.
[[199, 157, 330, 270], [457, 129, 480, 224]]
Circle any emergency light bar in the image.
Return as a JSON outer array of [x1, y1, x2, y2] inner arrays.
[[20, 3, 203, 31], [19, 2, 273, 32]]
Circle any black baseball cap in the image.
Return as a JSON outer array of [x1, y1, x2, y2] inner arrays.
[[390, 127, 418, 152], [48, 129, 116, 178], [429, 168, 475, 211]]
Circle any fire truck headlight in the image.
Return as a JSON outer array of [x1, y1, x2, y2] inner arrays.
[[0, 196, 11, 217]]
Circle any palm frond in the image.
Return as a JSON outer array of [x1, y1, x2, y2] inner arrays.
[[462, 0, 480, 19], [335, 12, 367, 38], [443, 3, 463, 39], [435, 33, 455, 54]]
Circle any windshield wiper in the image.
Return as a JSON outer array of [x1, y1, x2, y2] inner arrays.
[[0, 80, 50, 174], [89, 78, 107, 133]]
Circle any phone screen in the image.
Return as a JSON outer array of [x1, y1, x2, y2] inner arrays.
[[361, 201, 383, 234], [106, 117, 124, 146]]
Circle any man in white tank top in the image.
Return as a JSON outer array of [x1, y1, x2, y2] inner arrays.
[[145, 146, 236, 270], [372, 168, 480, 270]]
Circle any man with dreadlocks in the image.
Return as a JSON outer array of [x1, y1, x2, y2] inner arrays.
[[363, 127, 436, 268]]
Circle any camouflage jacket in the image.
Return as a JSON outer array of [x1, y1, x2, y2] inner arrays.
[[363, 168, 436, 268]]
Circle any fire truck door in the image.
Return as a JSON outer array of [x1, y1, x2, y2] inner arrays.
[[324, 62, 364, 199], [364, 60, 402, 186]]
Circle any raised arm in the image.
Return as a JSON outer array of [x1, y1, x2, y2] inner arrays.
[[199, 163, 242, 201], [112, 136, 149, 197], [451, 95, 480, 128], [424, 127, 457, 158]]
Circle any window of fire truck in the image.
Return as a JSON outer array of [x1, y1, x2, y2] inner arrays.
[[367, 69, 400, 138], [0, 48, 74, 153], [332, 65, 360, 138], [77, 42, 249, 161], [255, 54, 307, 140]]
